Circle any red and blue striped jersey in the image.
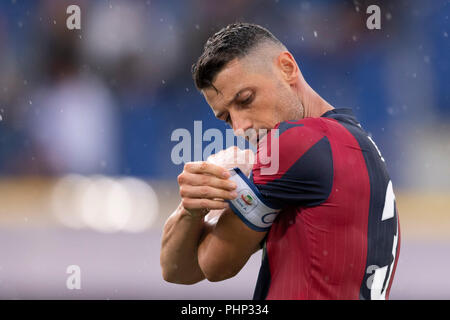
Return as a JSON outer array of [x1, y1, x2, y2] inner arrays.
[[250, 108, 400, 300]]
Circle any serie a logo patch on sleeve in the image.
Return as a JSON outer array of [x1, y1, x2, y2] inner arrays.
[[226, 168, 281, 232]]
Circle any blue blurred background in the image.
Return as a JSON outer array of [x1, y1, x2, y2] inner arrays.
[[0, 0, 449, 299]]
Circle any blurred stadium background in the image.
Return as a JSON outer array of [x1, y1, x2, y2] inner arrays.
[[0, 0, 449, 299]]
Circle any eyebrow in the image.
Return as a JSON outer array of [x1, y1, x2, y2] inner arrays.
[[214, 87, 253, 119]]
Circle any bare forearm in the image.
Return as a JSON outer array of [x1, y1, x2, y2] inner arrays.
[[198, 208, 265, 282], [160, 160, 239, 284], [160, 203, 206, 284]]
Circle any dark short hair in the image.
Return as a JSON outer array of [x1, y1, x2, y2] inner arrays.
[[192, 22, 283, 90]]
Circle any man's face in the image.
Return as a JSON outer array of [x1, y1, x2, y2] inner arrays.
[[202, 57, 298, 145]]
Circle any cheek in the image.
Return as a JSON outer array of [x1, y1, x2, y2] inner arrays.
[[255, 92, 276, 113], [247, 100, 275, 127]]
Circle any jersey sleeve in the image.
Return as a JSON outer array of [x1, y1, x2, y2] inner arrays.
[[250, 118, 333, 208]]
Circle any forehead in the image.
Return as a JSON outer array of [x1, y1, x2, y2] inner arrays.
[[203, 57, 274, 115], [202, 59, 247, 106]]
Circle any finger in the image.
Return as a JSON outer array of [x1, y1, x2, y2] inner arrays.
[[179, 172, 237, 190], [182, 198, 230, 211], [184, 161, 230, 179], [180, 185, 238, 200]]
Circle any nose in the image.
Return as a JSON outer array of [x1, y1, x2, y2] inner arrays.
[[232, 117, 253, 137]]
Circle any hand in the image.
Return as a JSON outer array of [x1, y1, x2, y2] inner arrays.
[[206, 146, 255, 177], [178, 161, 238, 218]]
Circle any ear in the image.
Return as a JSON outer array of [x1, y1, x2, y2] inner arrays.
[[276, 51, 299, 85]]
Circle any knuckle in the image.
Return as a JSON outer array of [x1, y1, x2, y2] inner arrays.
[[200, 186, 210, 197], [199, 199, 209, 208], [177, 173, 184, 184], [200, 161, 208, 171]]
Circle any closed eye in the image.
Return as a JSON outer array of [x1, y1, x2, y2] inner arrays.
[[240, 94, 254, 106]]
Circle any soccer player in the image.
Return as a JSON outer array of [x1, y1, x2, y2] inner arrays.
[[160, 23, 400, 300]]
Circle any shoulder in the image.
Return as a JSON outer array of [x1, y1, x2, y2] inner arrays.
[[275, 117, 329, 140], [255, 117, 329, 167], [276, 117, 327, 134], [252, 117, 333, 184], [270, 117, 331, 156]]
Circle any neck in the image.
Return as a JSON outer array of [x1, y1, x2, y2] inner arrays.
[[297, 80, 334, 118]]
